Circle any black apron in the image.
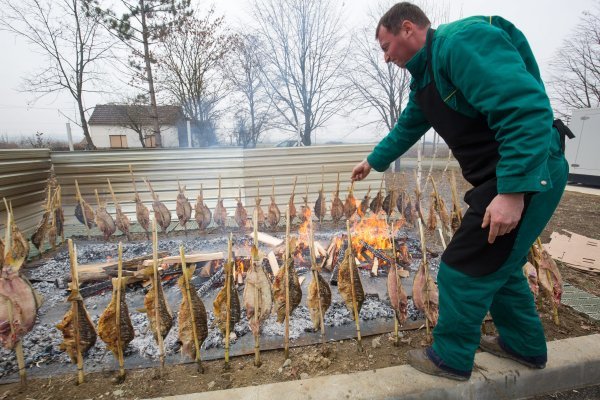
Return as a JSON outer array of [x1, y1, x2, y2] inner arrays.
[[415, 29, 532, 277]]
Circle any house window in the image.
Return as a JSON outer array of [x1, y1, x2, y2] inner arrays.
[[144, 135, 157, 148], [109, 135, 128, 148]]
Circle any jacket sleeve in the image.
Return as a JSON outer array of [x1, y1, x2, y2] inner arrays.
[[366, 90, 431, 172], [444, 23, 554, 194]]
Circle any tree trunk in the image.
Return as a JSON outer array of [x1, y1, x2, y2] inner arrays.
[[79, 108, 96, 150], [140, 0, 162, 147]]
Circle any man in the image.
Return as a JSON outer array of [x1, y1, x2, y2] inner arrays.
[[352, 2, 570, 381]]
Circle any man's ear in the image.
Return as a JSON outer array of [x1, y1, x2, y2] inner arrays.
[[401, 20, 414, 36]]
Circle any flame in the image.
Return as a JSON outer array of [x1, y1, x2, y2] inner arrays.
[[348, 212, 407, 262], [298, 219, 310, 245]]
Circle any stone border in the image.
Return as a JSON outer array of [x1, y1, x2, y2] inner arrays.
[[146, 334, 600, 400]]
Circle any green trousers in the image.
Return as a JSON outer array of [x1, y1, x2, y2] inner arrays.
[[432, 154, 569, 372]]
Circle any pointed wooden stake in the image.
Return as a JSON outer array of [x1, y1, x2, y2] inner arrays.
[[252, 209, 262, 367], [308, 218, 326, 344], [224, 234, 233, 369], [116, 242, 126, 381], [151, 218, 166, 370], [180, 244, 203, 373], [346, 221, 363, 352], [68, 240, 85, 384], [284, 208, 291, 359]]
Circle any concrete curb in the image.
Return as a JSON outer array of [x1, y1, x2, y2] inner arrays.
[[147, 334, 600, 400]]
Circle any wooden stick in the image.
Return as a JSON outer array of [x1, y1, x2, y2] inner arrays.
[[417, 219, 431, 338], [389, 223, 400, 347], [252, 209, 262, 367], [346, 221, 363, 352], [224, 234, 233, 368], [58, 186, 65, 243], [68, 240, 85, 384], [308, 218, 326, 344], [180, 244, 203, 372], [319, 166, 324, 224], [74, 180, 91, 239], [284, 208, 291, 359], [152, 218, 166, 369], [449, 171, 462, 226], [116, 242, 125, 381]]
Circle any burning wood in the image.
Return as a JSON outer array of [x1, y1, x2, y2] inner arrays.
[[74, 180, 95, 232], [176, 180, 193, 235], [273, 238, 302, 323], [331, 173, 344, 223], [94, 189, 116, 241], [344, 182, 358, 219], [178, 248, 208, 368], [214, 176, 227, 228], [267, 179, 281, 230], [130, 165, 150, 239], [195, 184, 212, 231], [234, 187, 248, 229], [144, 178, 171, 234], [107, 178, 132, 241], [288, 176, 298, 222], [56, 240, 96, 383]]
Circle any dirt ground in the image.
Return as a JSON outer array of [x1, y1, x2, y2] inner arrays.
[[1, 181, 599, 400]]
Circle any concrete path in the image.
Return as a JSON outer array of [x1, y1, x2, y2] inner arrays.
[[147, 334, 600, 400]]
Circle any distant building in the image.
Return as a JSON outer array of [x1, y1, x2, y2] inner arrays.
[[88, 104, 188, 148]]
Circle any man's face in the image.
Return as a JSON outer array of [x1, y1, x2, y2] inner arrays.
[[377, 24, 415, 68]]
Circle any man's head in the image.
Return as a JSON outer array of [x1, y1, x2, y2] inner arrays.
[[376, 2, 430, 68]]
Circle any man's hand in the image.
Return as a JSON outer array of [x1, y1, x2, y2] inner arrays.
[[351, 159, 372, 181], [481, 193, 525, 244]]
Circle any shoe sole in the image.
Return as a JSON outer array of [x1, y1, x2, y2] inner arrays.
[[409, 362, 470, 381], [480, 343, 545, 369]]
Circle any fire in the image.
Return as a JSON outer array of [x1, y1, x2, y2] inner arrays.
[[298, 219, 310, 245], [348, 212, 405, 262]]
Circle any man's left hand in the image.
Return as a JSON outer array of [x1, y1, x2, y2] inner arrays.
[[481, 193, 525, 244]]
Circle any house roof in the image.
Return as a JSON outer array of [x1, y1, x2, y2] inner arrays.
[[88, 104, 184, 126]]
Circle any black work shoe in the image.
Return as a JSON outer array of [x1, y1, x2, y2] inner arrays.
[[480, 335, 547, 369], [407, 347, 471, 381]]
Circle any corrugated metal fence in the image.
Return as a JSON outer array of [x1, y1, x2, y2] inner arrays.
[[1, 145, 457, 240], [0, 149, 53, 235], [49, 145, 384, 233]]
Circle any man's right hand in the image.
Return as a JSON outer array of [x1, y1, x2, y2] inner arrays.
[[351, 159, 372, 181]]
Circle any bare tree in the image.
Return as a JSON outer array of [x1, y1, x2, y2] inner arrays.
[[549, 6, 600, 120], [252, 0, 350, 146], [0, 0, 115, 149], [224, 34, 272, 148], [156, 9, 234, 147], [100, 0, 191, 147]]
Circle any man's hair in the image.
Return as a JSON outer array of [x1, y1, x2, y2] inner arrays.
[[375, 2, 431, 39]]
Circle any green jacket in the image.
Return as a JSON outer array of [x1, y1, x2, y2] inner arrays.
[[366, 16, 563, 194]]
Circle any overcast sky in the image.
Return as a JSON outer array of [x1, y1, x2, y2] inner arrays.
[[0, 0, 596, 144]]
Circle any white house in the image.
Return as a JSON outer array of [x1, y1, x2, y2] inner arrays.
[[88, 104, 187, 148]]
